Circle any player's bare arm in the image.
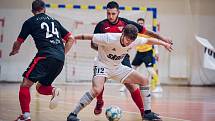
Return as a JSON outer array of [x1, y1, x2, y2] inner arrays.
[[9, 40, 22, 56], [145, 38, 173, 52], [144, 30, 173, 45], [75, 34, 94, 40], [64, 35, 76, 54]]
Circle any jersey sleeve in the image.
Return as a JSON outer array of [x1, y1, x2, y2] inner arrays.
[[17, 20, 31, 43], [56, 20, 72, 42], [93, 21, 103, 34], [92, 33, 109, 45], [92, 22, 104, 50], [121, 18, 146, 34], [134, 36, 148, 46]]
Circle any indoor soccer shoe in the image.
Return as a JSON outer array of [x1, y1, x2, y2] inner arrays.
[[14, 114, 31, 121], [142, 112, 162, 121], [94, 100, 104, 115], [49, 88, 61, 109], [67, 112, 81, 121]]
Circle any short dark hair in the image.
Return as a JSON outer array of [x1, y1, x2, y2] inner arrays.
[[123, 24, 138, 40], [32, 0, 45, 12], [107, 1, 119, 9], [137, 18, 145, 22]]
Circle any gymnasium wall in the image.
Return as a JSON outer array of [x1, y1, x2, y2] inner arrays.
[[0, 0, 214, 85]]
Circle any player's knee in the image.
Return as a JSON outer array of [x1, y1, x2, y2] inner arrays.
[[139, 77, 148, 86], [20, 78, 34, 87], [124, 83, 137, 92]]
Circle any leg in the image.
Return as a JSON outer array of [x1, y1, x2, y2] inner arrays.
[[119, 54, 133, 92], [147, 67, 158, 90], [36, 83, 53, 95], [94, 85, 104, 115], [36, 83, 61, 109], [124, 70, 161, 121], [37, 58, 64, 109], [124, 83, 144, 115], [67, 76, 106, 121], [121, 55, 145, 116], [151, 64, 163, 93], [119, 66, 138, 92], [15, 78, 34, 121]]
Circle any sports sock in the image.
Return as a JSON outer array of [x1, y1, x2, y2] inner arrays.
[[73, 91, 95, 114], [36, 85, 53, 95], [140, 86, 151, 113], [19, 87, 31, 114], [131, 88, 144, 114], [96, 86, 104, 101], [23, 112, 30, 119], [151, 73, 158, 90]]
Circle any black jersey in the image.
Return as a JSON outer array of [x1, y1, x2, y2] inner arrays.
[[17, 13, 71, 61], [94, 17, 146, 34]]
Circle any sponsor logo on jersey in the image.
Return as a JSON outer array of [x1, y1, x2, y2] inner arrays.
[[118, 26, 123, 31], [107, 54, 126, 60], [105, 27, 111, 30]]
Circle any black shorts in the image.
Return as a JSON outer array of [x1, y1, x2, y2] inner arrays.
[[121, 54, 132, 68], [132, 50, 155, 67], [23, 56, 64, 86]]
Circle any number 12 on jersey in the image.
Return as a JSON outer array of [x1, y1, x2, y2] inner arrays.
[[94, 66, 105, 76]]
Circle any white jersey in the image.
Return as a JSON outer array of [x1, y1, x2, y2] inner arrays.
[[92, 33, 148, 69]]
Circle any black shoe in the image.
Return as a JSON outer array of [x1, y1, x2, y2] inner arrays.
[[67, 112, 80, 121], [142, 112, 162, 121]]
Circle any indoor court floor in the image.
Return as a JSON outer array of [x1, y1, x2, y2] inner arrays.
[[0, 83, 215, 121]]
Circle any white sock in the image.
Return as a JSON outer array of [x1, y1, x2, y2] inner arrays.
[[23, 112, 30, 119], [140, 86, 151, 111], [73, 91, 95, 114]]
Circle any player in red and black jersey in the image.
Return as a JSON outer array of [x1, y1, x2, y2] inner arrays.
[[10, 0, 75, 120], [91, 1, 172, 120]]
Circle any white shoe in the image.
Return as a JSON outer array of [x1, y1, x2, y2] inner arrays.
[[119, 86, 127, 92], [49, 88, 61, 109], [152, 86, 163, 93], [15, 114, 31, 121]]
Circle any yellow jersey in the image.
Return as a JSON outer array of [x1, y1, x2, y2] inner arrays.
[[136, 34, 153, 52]]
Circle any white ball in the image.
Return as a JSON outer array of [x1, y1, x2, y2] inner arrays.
[[105, 106, 122, 121]]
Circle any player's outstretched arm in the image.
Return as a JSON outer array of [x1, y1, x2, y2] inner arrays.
[[75, 34, 94, 40], [144, 30, 173, 45], [64, 35, 76, 54], [146, 38, 173, 52], [9, 41, 22, 56]]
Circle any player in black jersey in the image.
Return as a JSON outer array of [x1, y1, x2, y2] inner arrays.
[[90, 1, 172, 121], [10, 0, 75, 120]]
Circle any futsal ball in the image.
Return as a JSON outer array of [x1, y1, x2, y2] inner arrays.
[[105, 106, 122, 121]]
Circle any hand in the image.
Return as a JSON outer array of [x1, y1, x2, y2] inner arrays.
[[164, 38, 173, 45], [9, 50, 19, 56], [155, 54, 159, 61], [164, 43, 173, 52]]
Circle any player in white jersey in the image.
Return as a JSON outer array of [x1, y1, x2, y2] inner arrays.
[[67, 24, 172, 121]]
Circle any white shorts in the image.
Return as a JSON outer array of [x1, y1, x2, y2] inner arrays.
[[93, 62, 134, 83]]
